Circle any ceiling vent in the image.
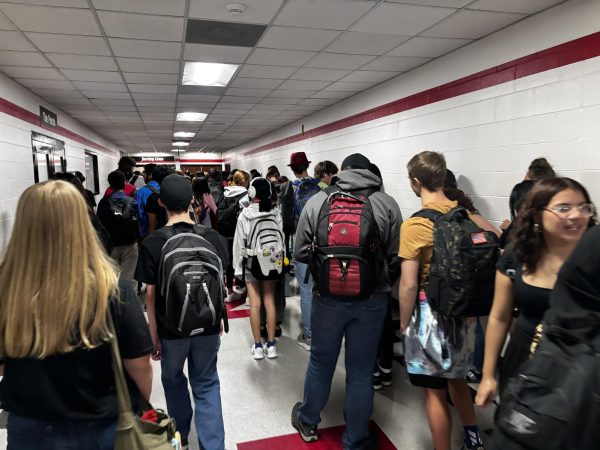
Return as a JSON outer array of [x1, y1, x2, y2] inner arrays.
[[227, 3, 246, 15]]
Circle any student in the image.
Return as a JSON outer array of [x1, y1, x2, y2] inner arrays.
[[192, 176, 217, 229], [476, 177, 595, 407], [207, 168, 224, 205], [217, 170, 251, 302], [104, 156, 137, 198], [73, 170, 96, 210], [233, 177, 284, 360], [399, 151, 484, 450], [525, 157, 556, 181], [145, 165, 173, 235], [313, 160, 339, 189], [291, 153, 401, 448], [97, 170, 140, 293], [136, 163, 160, 239], [498, 180, 536, 249], [136, 174, 228, 450], [0, 180, 153, 450]]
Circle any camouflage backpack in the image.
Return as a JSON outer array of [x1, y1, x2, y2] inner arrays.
[[413, 207, 499, 317]]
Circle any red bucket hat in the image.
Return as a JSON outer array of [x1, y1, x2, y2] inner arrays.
[[288, 152, 311, 167]]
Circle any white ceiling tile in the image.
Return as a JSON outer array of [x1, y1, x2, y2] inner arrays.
[[387, 36, 472, 57], [61, 69, 122, 82], [422, 10, 526, 39], [129, 84, 177, 94], [92, 0, 186, 16], [36, 87, 84, 98], [274, 0, 372, 30], [3, 0, 88, 6], [247, 48, 315, 67], [230, 78, 283, 89], [258, 26, 340, 51], [237, 64, 297, 79], [189, 0, 283, 24], [467, 0, 562, 14], [268, 89, 315, 99], [0, 65, 65, 80], [325, 32, 410, 55], [298, 97, 338, 106], [352, 3, 455, 35], [47, 53, 117, 70], [177, 94, 221, 102], [124, 72, 178, 84], [26, 33, 111, 55], [81, 90, 131, 99], [0, 50, 51, 67], [73, 81, 127, 92], [291, 67, 350, 81], [133, 92, 176, 100], [91, 98, 134, 105], [0, 4, 100, 35], [323, 81, 373, 92], [0, 11, 15, 30], [339, 70, 399, 83], [258, 97, 300, 105], [360, 55, 430, 71], [251, 104, 290, 111], [16, 78, 74, 89], [277, 79, 330, 90], [109, 38, 181, 60], [117, 58, 180, 74], [305, 53, 375, 70], [96, 105, 137, 111], [385, 0, 470, 6], [97, 11, 184, 41], [0, 31, 36, 51], [226, 87, 271, 97], [184, 44, 251, 64], [220, 95, 264, 103], [310, 90, 355, 99]]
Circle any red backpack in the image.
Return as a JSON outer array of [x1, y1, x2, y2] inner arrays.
[[308, 187, 380, 298]]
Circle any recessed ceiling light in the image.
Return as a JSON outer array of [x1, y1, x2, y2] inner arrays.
[[182, 62, 238, 87], [174, 131, 195, 138], [176, 112, 207, 122], [172, 141, 190, 147], [171, 148, 185, 152]]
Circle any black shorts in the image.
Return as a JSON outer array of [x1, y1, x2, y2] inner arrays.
[[408, 373, 448, 389]]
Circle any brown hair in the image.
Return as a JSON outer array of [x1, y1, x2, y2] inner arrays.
[[232, 170, 250, 187], [527, 157, 555, 181], [509, 177, 596, 274], [407, 151, 446, 191], [314, 160, 339, 180]]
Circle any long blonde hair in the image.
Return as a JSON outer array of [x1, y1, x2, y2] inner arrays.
[[0, 181, 118, 359], [232, 170, 250, 187]]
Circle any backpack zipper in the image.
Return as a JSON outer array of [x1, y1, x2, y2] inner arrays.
[[178, 283, 191, 332], [202, 282, 217, 324]]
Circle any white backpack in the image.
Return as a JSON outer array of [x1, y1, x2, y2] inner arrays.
[[244, 215, 284, 280]]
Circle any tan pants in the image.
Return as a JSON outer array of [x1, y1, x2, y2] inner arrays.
[[110, 243, 138, 294]]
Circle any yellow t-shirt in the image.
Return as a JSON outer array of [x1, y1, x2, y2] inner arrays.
[[398, 200, 459, 284]]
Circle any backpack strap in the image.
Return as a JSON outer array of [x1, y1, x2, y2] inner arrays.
[[411, 208, 443, 221]]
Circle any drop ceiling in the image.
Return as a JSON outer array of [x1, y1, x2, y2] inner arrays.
[[0, 0, 564, 154]]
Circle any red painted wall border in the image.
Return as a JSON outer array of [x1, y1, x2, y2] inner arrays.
[[0, 97, 116, 156], [234, 31, 600, 160]]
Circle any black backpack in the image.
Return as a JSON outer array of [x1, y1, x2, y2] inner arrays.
[[216, 193, 246, 238], [413, 207, 499, 317], [105, 195, 138, 246], [308, 187, 380, 298], [157, 225, 227, 337], [493, 324, 600, 450], [279, 181, 296, 236]]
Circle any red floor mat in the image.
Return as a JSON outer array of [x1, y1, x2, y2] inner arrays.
[[225, 298, 250, 319], [237, 421, 397, 449]]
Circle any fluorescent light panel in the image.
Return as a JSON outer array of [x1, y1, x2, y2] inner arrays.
[[171, 148, 185, 152], [182, 62, 238, 87], [173, 131, 195, 138], [176, 112, 207, 121], [172, 141, 190, 147]]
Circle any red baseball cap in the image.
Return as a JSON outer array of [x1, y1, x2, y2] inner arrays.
[[288, 152, 311, 167]]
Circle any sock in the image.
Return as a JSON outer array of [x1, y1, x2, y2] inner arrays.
[[266, 340, 275, 347], [463, 425, 482, 448], [255, 342, 262, 348]]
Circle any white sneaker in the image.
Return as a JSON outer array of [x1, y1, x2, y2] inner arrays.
[[266, 344, 277, 359], [251, 345, 264, 360], [225, 291, 243, 303]]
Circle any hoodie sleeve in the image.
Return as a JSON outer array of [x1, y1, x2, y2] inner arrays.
[[232, 213, 246, 277], [293, 191, 326, 264], [371, 192, 403, 284]]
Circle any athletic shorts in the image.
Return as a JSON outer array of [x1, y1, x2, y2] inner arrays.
[[408, 373, 449, 390]]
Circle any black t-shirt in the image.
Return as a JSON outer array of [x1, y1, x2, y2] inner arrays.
[[0, 277, 153, 421], [145, 192, 168, 232], [135, 222, 228, 340]]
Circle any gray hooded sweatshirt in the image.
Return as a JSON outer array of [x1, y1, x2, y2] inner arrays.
[[294, 168, 403, 294]]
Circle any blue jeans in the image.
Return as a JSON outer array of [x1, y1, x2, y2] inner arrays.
[[474, 317, 484, 371], [161, 334, 225, 450], [299, 294, 388, 450], [7, 414, 116, 450], [294, 261, 313, 339]]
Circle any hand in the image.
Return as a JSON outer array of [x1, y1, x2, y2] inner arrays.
[[475, 375, 498, 407], [500, 219, 511, 231], [150, 330, 162, 361]]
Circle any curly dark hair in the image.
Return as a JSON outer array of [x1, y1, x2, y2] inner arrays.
[[509, 177, 596, 274]]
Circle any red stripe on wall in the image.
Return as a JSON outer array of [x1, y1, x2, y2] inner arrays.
[[235, 31, 600, 159], [0, 97, 116, 155]]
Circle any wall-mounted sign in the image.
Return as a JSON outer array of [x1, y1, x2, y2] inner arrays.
[[40, 106, 58, 128], [132, 156, 176, 164]]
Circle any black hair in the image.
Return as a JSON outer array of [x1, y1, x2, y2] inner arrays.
[[250, 169, 262, 179], [107, 170, 126, 190], [118, 156, 135, 169], [192, 177, 210, 197], [153, 165, 173, 185], [444, 187, 478, 214], [291, 165, 308, 176], [143, 163, 157, 176], [527, 157, 555, 181], [266, 166, 280, 179], [509, 180, 536, 220], [444, 169, 458, 189], [251, 178, 274, 213]]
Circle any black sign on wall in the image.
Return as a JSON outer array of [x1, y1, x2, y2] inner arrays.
[[132, 156, 176, 164], [40, 106, 58, 128]]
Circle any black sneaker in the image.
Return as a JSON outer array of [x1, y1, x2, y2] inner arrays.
[[379, 365, 392, 386], [291, 402, 318, 443], [373, 371, 383, 391]]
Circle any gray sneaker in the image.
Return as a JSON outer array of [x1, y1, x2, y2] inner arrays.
[[296, 333, 311, 351]]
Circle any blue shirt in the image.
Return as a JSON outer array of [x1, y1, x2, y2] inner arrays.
[[136, 181, 159, 238]]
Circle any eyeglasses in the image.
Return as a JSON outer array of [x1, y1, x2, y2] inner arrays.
[[544, 203, 595, 219]]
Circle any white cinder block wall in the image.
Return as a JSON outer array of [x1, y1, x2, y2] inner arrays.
[[0, 72, 121, 250], [225, 0, 600, 225]]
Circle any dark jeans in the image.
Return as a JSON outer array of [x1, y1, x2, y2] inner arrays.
[[7, 414, 116, 450], [376, 295, 396, 370], [299, 293, 388, 450]]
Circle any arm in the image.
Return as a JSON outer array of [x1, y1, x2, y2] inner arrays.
[[293, 192, 324, 263], [475, 271, 514, 406], [147, 212, 157, 235], [145, 284, 162, 361], [232, 217, 245, 277], [123, 356, 152, 401], [399, 258, 420, 333], [471, 213, 501, 238]]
